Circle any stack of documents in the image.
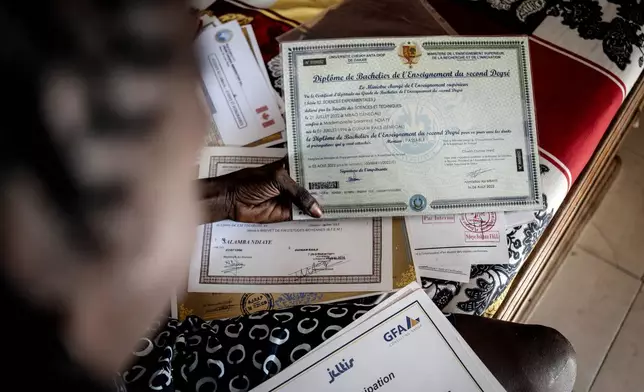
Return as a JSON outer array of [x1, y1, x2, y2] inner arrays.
[[187, 28, 547, 392], [191, 33, 544, 289], [196, 20, 285, 147], [250, 282, 506, 391]]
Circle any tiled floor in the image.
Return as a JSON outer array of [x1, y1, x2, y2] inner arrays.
[[526, 123, 644, 392]]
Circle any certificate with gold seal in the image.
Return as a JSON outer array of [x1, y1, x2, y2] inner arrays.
[[281, 36, 542, 219]]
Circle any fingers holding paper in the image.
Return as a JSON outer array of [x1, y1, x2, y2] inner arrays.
[[272, 158, 323, 219], [199, 157, 322, 224]]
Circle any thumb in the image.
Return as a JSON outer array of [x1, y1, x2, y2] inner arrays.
[[276, 171, 322, 218]]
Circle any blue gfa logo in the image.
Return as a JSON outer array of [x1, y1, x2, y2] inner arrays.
[[383, 316, 421, 342]]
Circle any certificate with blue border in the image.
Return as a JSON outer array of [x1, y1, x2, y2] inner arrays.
[[282, 36, 542, 219]]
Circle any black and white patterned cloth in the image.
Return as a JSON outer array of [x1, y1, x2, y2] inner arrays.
[[418, 163, 554, 315], [119, 303, 455, 392]]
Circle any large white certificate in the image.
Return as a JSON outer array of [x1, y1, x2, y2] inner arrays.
[[251, 283, 505, 392], [189, 147, 393, 293], [282, 36, 542, 219]]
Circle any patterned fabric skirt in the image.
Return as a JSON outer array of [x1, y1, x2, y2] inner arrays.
[[119, 301, 454, 392]]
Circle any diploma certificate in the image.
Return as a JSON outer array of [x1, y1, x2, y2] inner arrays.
[[189, 147, 393, 293], [282, 36, 542, 219]]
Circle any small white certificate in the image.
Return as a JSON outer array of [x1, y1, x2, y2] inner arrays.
[[282, 36, 542, 219], [197, 21, 284, 146], [251, 283, 505, 392], [406, 213, 508, 282], [189, 147, 393, 293]]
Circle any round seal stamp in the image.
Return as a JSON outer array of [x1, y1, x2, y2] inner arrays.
[[409, 194, 427, 212], [214, 29, 233, 43], [240, 293, 274, 316], [459, 213, 497, 233]]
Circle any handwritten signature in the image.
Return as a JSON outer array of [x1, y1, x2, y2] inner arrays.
[[346, 174, 361, 183], [289, 256, 347, 278], [221, 260, 245, 276], [465, 168, 493, 178], [328, 358, 355, 384]]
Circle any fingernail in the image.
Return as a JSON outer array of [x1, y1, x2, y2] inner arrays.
[[310, 203, 322, 218]]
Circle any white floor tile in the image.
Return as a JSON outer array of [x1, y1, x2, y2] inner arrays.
[[577, 149, 644, 278], [590, 285, 644, 392], [526, 247, 641, 392]]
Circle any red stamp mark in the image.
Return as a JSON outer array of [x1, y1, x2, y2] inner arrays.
[[459, 213, 497, 233], [422, 215, 455, 224]]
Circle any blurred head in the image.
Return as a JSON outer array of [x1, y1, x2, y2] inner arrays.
[[1, 0, 206, 377]]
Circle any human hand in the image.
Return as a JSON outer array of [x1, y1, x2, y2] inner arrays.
[[200, 157, 322, 223]]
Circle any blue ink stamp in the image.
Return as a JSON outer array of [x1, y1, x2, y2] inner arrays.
[[215, 29, 233, 44], [409, 194, 427, 212]]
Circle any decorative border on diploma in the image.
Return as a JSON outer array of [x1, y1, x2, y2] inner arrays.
[[321, 203, 408, 216], [268, 301, 484, 391], [285, 38, 542, 214], [285, 42, 405, 215], [421, 39, 541, 211], [209, 155, 277, 173], [199, 154, 384, 285]]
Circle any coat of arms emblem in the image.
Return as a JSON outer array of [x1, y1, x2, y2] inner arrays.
[[398, 41, 421, 68]]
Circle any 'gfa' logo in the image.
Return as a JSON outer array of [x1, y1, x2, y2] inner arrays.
[[383, 316, 421, 342]]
